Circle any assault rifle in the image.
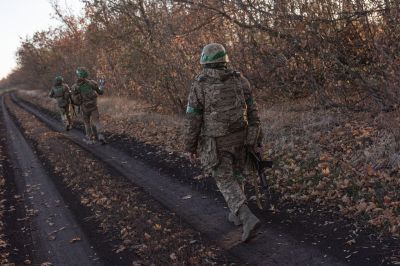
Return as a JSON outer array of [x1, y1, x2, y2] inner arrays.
[[247, 147, 273, 207], [69, 94, 80, 119], [248, 149, 273, 187]]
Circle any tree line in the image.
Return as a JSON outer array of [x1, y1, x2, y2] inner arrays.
[[1, 0, 399, 113]]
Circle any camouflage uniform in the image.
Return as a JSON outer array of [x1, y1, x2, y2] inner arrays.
[[71, 78, 104, 140], [49, 83, 72, 130], [184, 67, 262, 215]]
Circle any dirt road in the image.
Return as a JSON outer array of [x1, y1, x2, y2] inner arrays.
[[2, 94, 235, 265], [2, 93, 349, 266], [2, 96, 101, 265], [4, 91, 399, 265]]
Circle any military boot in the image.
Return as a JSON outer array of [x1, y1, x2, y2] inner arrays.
[[228, 211, 242, 226], [238, 204, 261, 242]]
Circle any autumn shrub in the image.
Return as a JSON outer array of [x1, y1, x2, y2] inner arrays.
[[7, 0, 400, 236], [0, 0, 398, 114]]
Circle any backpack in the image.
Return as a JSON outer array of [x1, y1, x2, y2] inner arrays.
[[72, 81, 98, 111], [71, 81, 97, 105], [52, 86, 69, 108], [201, 71, 248, 137]]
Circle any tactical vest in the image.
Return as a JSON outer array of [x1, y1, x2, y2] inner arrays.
[[78, 82, 97, 102], [202, 72, 248, 137], [53, 86, 68, 108], [78, 81, 97, 112]]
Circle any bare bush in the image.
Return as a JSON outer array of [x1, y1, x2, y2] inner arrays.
[[1, 0, 399, 113]]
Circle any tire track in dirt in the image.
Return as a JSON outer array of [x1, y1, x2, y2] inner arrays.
[[5, 94, 235, 265], [0, 98, 32, 265], [1, 96, 102, 266], [8, 93, 346, 266]]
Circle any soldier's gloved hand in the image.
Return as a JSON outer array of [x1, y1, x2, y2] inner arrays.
[[98, 78, 106, 87]]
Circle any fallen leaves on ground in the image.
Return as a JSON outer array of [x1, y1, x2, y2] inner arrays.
[[17, 90, 400, 264], [70, 237, 81, 244], [7, 97, 233, 265]]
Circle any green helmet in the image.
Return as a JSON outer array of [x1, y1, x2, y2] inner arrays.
[[76, 67, 89, 78], [200, 43, 229, 65], [54, 75, 63, 83]]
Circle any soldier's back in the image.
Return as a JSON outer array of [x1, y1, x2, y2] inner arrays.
[[199, 68, 248, 137]]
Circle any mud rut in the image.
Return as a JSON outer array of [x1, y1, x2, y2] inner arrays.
[[1, 96, 101, 265], [1, 93, 349, 265]]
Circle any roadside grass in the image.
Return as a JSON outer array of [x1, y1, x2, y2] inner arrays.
[[0, 87, 17, 96], [17, 90, 184, 152], [16, 89, 400, 237], [261, 102, 400, 236]]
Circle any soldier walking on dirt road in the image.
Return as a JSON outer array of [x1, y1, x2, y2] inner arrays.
[[49, 75, 72, 131], [71, 67, 105, 144], [184, 43, 263, 242]]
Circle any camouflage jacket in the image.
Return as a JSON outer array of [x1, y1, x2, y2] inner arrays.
[[184, 68, 261, 154], [49, 83, 71, 108], [71, 78, 103, 112]]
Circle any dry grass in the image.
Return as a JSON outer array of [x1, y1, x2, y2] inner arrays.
[[98, 97, 183, 128], [17, 90, 185, 152], [260, 102, 400, 236], [17, 89, 400, 236]]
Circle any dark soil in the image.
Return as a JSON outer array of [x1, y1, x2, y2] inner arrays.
[[15, 94, 400, 265], [107, 134, 400, 265], [7, 94, 238, 265], [0, 104, 33, 265], [5, 96, 137, 265], [36, 145, 139, 265]]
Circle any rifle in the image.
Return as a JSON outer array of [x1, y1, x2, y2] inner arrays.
[[71, 101, 77, 118], [69, 94, 78, 119], [247, 147, 273, 209]]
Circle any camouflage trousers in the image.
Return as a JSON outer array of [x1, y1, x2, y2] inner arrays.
[[82, 107, 102, 138], [59, 106, 71, 127], [212, 151, 247, 215]]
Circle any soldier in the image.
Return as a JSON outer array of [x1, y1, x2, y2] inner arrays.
[[71, 67, 105, 144], [184, 43, 263, 242], [49, 75, 72, 131]]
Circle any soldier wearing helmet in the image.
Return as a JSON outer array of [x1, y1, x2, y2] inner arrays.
[[184, 43, 263, 242], [49, 75, 72, 131], [71, 67, 105, 144]]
